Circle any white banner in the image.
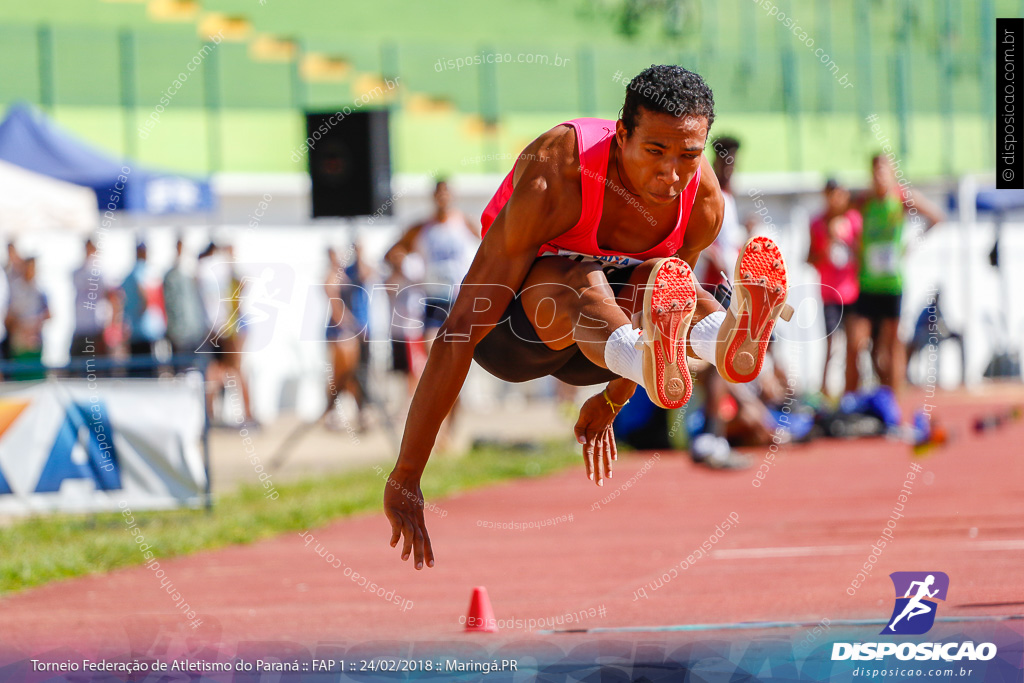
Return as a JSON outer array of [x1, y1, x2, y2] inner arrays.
[[0, 375, 207, 515]]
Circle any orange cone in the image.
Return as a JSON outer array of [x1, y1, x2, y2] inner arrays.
[[464, 586, 498, 632]]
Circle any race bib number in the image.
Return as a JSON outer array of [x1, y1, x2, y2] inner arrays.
[[866, 243, 899, 276], [829, 241, 851, 268]]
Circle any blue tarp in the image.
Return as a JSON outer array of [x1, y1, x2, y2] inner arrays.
[[0, 103, 214, 214], [948, 187, 1024, 214], [973, 188, 1024, 213]]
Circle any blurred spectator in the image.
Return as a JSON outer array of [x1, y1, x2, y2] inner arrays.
[[120, 242, 165, 377], [343, 242, 376, 424], [385, 180, 478, 342], [196, 242, 220, 336], [697, 136, 744, 290], [691, 136, 750, 469], [847, 155, 944, 394], [742, 212, 770, 240], [807, 179, 862, 397], [385, 179, 478, 450], [70, 239, 111, 360], [199, 244, 256, 427], [196, 243, 225, 417], [383, 245, 427, 406], [1, 243, 23, 369], [343, 242, 373, 338], [5, 244, 22, 278], [0, 253, 8, 378], [163, 238, 208, 366], [103, 280, 127, 368], [6, 257, 49, 381], [324, 246, 365, 431], [722, 342, 793, 446]]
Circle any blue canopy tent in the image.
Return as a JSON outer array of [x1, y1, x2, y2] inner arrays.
[[0, 103, 214, 215]]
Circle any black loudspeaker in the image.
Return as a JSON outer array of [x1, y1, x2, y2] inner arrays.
[[306, 110, 391, 218]]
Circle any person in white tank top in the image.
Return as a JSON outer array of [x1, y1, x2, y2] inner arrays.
[[384, 179, 480, 453], [416, 213, 478, 300], [385, 179, 480, 333]]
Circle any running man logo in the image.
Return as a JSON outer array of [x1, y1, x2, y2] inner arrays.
[[881, 571, 949, 635]]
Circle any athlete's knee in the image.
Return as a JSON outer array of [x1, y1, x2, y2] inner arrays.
[[443, 283, 516, 343], [563, 259, 605, 292], [541, 261, 607, 312], [572, 270, 624, 326], [519, 281, 586, 334]]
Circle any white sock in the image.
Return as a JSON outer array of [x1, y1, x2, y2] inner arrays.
[[603, 323, 645, 386], [689, 311, 726, 366]]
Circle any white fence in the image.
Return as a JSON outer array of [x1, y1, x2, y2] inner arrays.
[[5, 173, 1020, 424]]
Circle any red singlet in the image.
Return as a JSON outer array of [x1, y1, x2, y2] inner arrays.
[[480, 117, 701, 271]]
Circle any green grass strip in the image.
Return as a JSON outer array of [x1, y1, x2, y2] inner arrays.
[[0, 441, 579, 596]]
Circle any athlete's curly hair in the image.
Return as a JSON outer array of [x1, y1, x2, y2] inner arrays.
[[621, 65, 715, 136]]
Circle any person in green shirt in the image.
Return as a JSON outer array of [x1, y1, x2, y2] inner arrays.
[[847, 154, 944, 394]]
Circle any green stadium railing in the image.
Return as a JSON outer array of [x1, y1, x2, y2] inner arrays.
[[0, 0, 1012, 177]]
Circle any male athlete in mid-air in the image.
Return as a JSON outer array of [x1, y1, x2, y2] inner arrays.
[[385, 65, 793, 570]]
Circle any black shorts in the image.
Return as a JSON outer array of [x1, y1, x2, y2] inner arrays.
[[853, 291, 902, 321], [823, 303, 845, 336], [472, 263, 637, 387], [423, 295, 455, 330], [391, 339, 411, 373]]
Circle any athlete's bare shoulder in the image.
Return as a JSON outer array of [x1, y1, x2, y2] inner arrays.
[[512, 124, 582, 187], [501, 124, 583, 240]]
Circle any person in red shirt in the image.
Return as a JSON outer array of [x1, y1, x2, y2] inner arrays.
[[807, 179, 862, 396]]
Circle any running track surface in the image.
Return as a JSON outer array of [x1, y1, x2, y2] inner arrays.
[[1, 388, 1022, 656]]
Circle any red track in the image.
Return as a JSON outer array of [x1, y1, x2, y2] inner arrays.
[[1, 389, 1022, 659]]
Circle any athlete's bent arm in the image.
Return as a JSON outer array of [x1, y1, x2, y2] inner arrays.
[[385, 133, 578, 569], [383, 222, 424, 270], [903, 190, 944, 233]]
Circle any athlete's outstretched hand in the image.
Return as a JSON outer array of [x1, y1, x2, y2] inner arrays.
[[573, 392, 619, 487], [385, 471, 434, 570]]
